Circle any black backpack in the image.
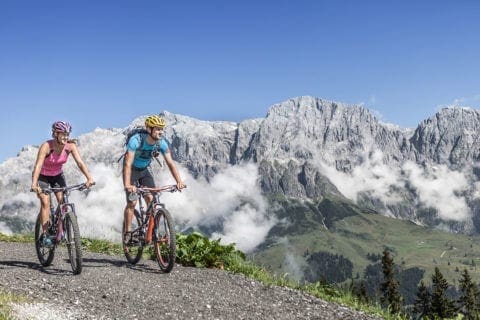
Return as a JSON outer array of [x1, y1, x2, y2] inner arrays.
[[124, 127, 148, 147], [117, 127, 161, 163]]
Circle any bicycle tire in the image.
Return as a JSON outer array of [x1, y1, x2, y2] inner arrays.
[[122, 209, 143, 264], [34, 214, 55, 267], [153, 208, 176, 272], [65, 211, 83, 275]]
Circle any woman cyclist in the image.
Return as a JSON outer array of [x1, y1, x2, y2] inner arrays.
[[31, 121, 94, 246]]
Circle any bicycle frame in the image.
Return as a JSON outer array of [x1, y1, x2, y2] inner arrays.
[[134, 185, 175, 243], [33, 182, 92, 274], [49, 190, 75, 245], [122, 184, 180, 272], [45, 184, 83, 244]]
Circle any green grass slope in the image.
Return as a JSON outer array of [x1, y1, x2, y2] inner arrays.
[[253, 197, 480, 286]]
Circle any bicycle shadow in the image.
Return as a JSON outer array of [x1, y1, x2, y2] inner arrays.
[[0, 258, 164, 275], [0, 260, 74, 276], [81, 257, 165, 274], [81, 257, 127, 268]]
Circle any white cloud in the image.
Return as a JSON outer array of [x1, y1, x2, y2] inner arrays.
[[403, 162, 470, 221], [437, 94, 480, 109], [276, 237, 304, 281], [72, 163, 125, 242], [319, 150, 403, 205], [65, 162, 275, 252], [211, 202, 275, 253], [319, 150, 471, 222], [452, 97, 467, 106], [357, 95, 376, 107], [166, 162, 276, 252], [0, 221, 12, 235]]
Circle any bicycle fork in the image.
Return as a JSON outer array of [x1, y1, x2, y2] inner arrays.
[[145, 214, 154, 244], [145, 202, 165, 244], [56, 203, 74, 243]]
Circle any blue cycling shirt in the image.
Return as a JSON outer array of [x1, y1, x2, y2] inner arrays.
[[126, 133, 169, 169]]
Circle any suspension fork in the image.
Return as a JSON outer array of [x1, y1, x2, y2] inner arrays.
[[145, 201, 156, 243], [56, 204, 66, 242], [56, 202, 74, 242]]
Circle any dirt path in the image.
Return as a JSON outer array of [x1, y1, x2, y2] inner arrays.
[[0, 241, 381, 319]]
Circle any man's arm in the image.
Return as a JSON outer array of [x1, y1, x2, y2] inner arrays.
[[123, 151, 136, 192], [163, 151, 185, 190]]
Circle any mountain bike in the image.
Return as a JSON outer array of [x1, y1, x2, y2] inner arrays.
[[32, 183, 93, 275], [122, 184, 181, 273]]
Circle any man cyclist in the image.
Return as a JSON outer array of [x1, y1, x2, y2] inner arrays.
[[123, 115, 185, 237]]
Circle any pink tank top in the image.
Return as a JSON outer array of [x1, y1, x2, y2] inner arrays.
[[40, 140, 71, 176]]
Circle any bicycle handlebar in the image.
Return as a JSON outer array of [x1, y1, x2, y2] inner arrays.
[[30, 182, 96, 194], [136, 184, 186, 194]]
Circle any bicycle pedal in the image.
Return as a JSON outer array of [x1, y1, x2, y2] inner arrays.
[[124, 238, 140, 246]]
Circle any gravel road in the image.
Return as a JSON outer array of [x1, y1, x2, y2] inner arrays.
[[0, 241, 382, 320]]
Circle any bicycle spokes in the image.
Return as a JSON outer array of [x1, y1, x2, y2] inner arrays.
[[122, 209, 144, 264], [34, 214, 55, 267], [122, 185, 182, 272], [153, 209, 176, 273], [32, 184, 92, 274], [65, 212, 82, 274]]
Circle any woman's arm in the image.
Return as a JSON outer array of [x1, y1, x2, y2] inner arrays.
[[69, 143, 94, 186], [31, 142, 49, 190]]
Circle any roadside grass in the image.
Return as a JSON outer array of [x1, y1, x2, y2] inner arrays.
[[226, 255, 404, 320], [0, 233, 33, 243], [0, 232, 404, 320], [0, 289, 27, 320]]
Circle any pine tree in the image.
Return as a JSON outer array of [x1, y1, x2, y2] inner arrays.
[[458, 269, 480, 320], [413, 280, 431, 319], [353, 280, 369, 304], [358, 281, 369, 304], [430, 267, 456, 319], [380, 249, 403, 314]]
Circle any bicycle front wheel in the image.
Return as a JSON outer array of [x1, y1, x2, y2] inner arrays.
[[122, 209, 143, 264], [34, 213, 55, 267], [153, 208, 176, 272], [35, 214, 55, 267], [64, 212, 82, 275]]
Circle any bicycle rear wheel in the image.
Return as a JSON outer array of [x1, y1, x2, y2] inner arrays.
[[34, 214, 55, 267], [64, 211, 82, 275], [122, 209, 143, 264], [153, 208, 176, 272]]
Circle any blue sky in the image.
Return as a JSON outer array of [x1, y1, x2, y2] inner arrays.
[[1, 1, 479, 162]]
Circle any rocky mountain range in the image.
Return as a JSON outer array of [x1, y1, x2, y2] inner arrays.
[[165, 96, 480, 232], [2, 96, 480, 244]]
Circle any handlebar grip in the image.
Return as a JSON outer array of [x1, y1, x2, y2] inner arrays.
[[79, 182, 96, 191]]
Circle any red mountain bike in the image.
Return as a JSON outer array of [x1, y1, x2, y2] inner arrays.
[[122, 185, 182, 273]]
